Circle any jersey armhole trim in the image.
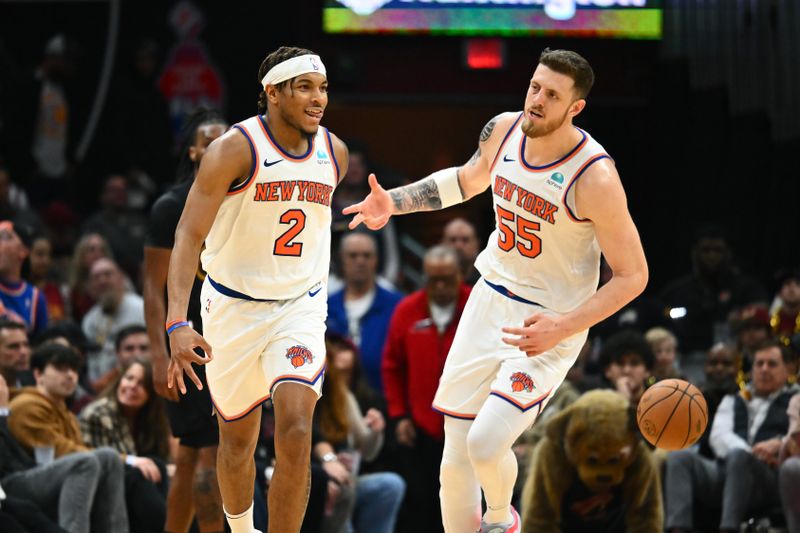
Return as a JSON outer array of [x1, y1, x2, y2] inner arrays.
[[488, 112, 524, 174], [324, 128, 340, 184], [562, 154, 611, 223], [228, 125, 259, 196]]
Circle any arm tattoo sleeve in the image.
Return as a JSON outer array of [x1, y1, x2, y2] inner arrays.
[[467, 147, 481, 167], [479, 117, 498, 143], [390, 177, 442, 213]]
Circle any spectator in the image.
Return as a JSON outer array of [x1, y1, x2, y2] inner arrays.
[[731, 303, 772, 376], [644, 326, 683, 382], [382, 244, 470, 532], [66, 233, 112, 323], [597, 329, 654, 406], [664, 339, 795, 533], [25, 234, 66, 322], [81, 174, 148, 283], [79, 357, 170, 533], [81, 257, 144, 387], [327, 332, 383, 414], [779, 392, 800, 532], [7, 343, 129, 532], [0, 163, 40, 231], [697, 343, 740, 459], [660, 225, 767, 353], [90, 324, 149, 394], [441, 218, 481, 286], [0, 220, 48, 335], [327, 232, 403, 393], [331, 141, 401, 288], [315, 346, 405, 533], [0, 373, 96, 533], [0, 320, 32, 388], [771, 268, 800, 345], [35, 322, 98, 413]]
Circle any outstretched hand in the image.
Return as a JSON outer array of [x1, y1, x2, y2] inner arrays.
[[167, 327, 213, 395], [342, 174, 394, 230], [501, 312, 566, 357]]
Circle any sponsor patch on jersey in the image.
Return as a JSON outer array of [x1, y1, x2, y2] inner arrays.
[[546, 172, 564, 190]]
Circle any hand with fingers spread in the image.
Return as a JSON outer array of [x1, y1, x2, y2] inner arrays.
[[167, 326, 213, 395], [501, 312, 567, 357], [342, 174, 394, 230]]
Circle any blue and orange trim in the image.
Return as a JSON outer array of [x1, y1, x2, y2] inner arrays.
[[228, 124, 259, 196], [432, 405, 477, 421], [213, 365, 326, 423], [489, 112, 524, 174], [257, 115, 315, 162], [489, 388, 552, 413], [562, 153, 612, 223], [323, 128, 340, 184], [518, 127, 587, 173]]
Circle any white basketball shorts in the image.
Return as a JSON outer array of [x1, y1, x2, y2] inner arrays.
[[432, 278, 587, 420], [200, 277, 327, 421]]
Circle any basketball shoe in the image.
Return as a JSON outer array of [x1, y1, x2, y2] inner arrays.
[[478, 506, 520, 533]]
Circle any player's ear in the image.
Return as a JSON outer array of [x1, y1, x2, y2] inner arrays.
[[188, 146, 198, 163], [569, 99, 586, 118], [265, 84, 281, 105]]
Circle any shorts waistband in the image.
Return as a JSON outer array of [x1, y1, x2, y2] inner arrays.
[[483, 279, 540, 306], [207, 276, 276, 302]]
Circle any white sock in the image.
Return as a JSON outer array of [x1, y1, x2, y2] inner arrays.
[[224, 502, 255, 533], [439, 417, 482, 533], [467, 395, 539, 524]]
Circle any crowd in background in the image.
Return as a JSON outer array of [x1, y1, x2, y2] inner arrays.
[[0, 31, 799, 533]]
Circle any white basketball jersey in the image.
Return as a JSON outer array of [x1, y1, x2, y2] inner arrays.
[[474, 113, 611, 313], [201, 116, 339, 300]]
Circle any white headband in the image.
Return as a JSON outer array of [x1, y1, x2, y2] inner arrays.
[[261, 54, 327, 90]]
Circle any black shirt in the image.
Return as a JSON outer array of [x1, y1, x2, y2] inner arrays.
[[144, 180, 204, 333]]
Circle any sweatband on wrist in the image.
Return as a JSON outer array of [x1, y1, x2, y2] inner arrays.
[[125, 454, 138, 466], [261, 54, 326, 90], [166, 321, 190, 335], [431, 167, 464, 208]]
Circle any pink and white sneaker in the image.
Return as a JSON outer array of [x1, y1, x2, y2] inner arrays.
[[478, 506, 520, 533]]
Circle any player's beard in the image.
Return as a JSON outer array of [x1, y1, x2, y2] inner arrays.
[[521, 107, 570, 139]]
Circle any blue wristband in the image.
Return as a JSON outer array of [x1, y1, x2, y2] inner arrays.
[[166, 321, 190, 335]]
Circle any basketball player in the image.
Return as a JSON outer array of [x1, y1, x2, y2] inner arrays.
[[143, 108, 227, 533], [344, 48, 648, 533], [166, 47, 348, 533]]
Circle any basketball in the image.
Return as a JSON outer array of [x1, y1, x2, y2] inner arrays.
[[636, 379, 708, 450]]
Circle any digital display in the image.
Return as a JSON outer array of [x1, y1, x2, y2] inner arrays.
[[323, 0, 661, 40]]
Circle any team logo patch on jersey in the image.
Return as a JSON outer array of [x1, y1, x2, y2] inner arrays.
[[510, 372, 535, 393], [286, 345, 314, 368]]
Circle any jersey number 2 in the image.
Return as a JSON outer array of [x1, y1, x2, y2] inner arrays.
[[273, 209, 306, 256], [496, 205, 541, 258]]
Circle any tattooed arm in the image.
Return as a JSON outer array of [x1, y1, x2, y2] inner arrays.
[[344, 112, 520, 229]]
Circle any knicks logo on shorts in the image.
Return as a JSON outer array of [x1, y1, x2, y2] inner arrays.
[[286, 345, 314, 368], [509, 372, 534, 393]]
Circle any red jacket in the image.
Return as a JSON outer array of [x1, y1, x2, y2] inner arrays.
[[382, 284, 471, 441]]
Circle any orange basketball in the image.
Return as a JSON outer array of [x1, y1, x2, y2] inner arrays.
[[511, 381, 524, 392], [636, 379, 708, 451], [291, 355, 305, 368]]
